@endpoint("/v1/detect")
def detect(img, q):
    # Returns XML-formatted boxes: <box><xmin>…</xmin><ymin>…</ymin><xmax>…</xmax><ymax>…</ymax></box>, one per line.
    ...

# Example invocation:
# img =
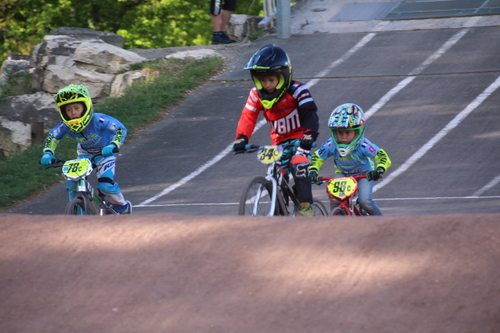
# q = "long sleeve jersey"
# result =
<box><xmin>310</xmin><ymin>137</ymin><xmax>391</xmax><ymax>175</ymax></box>
<box><xmin>43</xmin><ymin>113</ymin><xmax>127</xmax><ymax>155</ymax></box>
<box><xmin>235</xmin><ymin>81</ymin><xmax>319</xmax><ymax>145</ymax></box>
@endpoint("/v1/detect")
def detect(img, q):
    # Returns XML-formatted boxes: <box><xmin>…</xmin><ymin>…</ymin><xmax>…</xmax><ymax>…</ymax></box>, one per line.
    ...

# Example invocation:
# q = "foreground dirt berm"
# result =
<box><xmin>1</xmin><ymin>213</ymin><xmax>499</xmax><ymax>332</ymax></box>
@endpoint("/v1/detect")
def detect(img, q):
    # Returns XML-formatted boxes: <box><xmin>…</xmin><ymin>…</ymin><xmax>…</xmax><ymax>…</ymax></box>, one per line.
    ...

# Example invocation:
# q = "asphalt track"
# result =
<box><xmin>1</xmin><ymin>0</ymin><xmax>500</xmax><ymax>331</ymax></box>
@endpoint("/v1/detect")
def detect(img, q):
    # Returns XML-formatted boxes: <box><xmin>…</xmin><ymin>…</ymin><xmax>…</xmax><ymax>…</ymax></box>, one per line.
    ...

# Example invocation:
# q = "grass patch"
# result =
<box><xmin>0</xmin><ymin>56</ymin><xmax>224</xmax><ymax>210</ymax></box>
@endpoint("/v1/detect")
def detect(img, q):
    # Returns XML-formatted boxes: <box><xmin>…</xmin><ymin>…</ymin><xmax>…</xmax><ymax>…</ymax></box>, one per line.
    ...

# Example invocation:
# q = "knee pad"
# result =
<box><xmin>291</xmin><ymin>158</ymin><xmax>310</xmax><ymax>178</ymax></box>
<box><xmin>98</xmin><ymin>178</ymin><xmax>120</xmax><ymax>195</ymax></box>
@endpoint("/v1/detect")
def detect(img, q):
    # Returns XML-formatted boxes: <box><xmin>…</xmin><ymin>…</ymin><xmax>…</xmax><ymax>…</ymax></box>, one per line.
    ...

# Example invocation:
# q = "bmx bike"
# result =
<box><xmin>44</xmin><ymin>149</ymin><xmax>128</xmax><ymax>215</ymax></box>
<box><xmin>317</xmin><ymin>175</ymin><xmax>370</xmax><ymax>216</ymax></box>
<box><xmin>236</xmin><ymin>143</ymin><xmax>327</xmax><ymax>216</ymax></box>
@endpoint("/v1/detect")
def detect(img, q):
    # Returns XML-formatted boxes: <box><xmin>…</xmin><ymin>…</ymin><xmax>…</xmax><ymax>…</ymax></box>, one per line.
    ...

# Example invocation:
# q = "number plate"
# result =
<box><xmin>257</xmin><ymin>146</ymin><xmax>283</xmax><ymax>164</ymax></box>
<box><xmin>327</xmin><ymin>177</ymin><xmax>357</xmax><ymax>199</ymax></box>
<box><xmin>62</xmin><ymin>158</ymin><xmax>93</xmax><ymax>181</ymax></box>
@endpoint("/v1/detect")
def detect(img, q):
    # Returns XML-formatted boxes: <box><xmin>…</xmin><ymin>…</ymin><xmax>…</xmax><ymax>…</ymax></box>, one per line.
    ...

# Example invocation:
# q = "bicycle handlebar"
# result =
<box><xmin>314</xmin><ymin>174</ymin><xmax>367</xmax><ymax>185</ymax></box>
<box><xmin>233</xmin><ymin>141</ymin><xmax>315</xmax><ymax>155</ymax></box>
<box><xmin>43</xmin><ymin>147</ymin><xmax>120</xmax><ymax>169</ymax></box>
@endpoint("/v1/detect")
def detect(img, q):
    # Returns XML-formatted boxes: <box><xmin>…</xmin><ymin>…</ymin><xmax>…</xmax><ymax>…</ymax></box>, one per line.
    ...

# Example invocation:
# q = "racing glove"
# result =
<box><xmin>232</xmin><ymin>136</ymin><xmax>248</xmax><ymax>152</ymax></box>
<box><xmin>40</xmin><ymin>151</ymin><xmax>54</xmax><ymax>166</ymax></box>
<box><xmin>309</xmin><ymin>170</ymin><xmax>319</xmax><ymax>183</ymax></box>
<box><xmin>367</xmin><ymin>168</ymin><xmax>385</xmax><ymax>181</ymax></box>
<box><xmin>300</xmin><ymin>133</ymin><xmax>314</xmax><ymax>150</ymax></box>
<box><xmin>102</xmin><ymin>144</ymin><xmax>117</xmax><ymax>157</ymax></box>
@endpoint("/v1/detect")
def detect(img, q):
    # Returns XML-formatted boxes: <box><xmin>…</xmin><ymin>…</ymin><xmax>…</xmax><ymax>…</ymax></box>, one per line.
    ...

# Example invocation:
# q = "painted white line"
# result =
<box><xmin>378</xmin><ymin>195</ymin><xmax>500</xmax><ymax>201</ymax></box>
<box><xmin>473</xmin><ymin>173</ymin><xmax>500</xmax><ymax>197</ymax></box>
<box><xmin>139</xmin><ymin>143</ymin><xmax>233</xmax><ymax>205</ymax></box>
<box><xmin>305</xmin><ymin>32</ymin><xmax>377</xmax><ymax>88</ymax></box>
<box><xmin>134</xmin><ymin>195</ymin><xmax>500</xmax><ymax>208</ymax></box>
<box><xmin>364</xmin><ymin>76</ymin><xmax>416</xmax><ymax>120</ymax></box>
<box><xmin>365</xmin><ymin>27</ymin><xmax>471</xmax><ymax>120</ymax></box>
<box><xmin>409</xmin><ymin>29</ymin><xmax>469</xmax><ymax>76</ymax></box>
<box><xmin>374</xmin><ymin>75</ymin><xmax>500</xmax><ymax>192</ymax></box>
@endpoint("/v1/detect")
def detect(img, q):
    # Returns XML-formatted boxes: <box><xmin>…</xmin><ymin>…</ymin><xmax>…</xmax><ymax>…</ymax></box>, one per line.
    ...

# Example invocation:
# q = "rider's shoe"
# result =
<box><xmin>112</xmin><ymin>201</ymin><xmax>132</xmax><ymax>214</ymax></box>
<box><xmin>296</xmin><ymin>202</ymin><xmax>314</xmax><ymax>217</ymax></box>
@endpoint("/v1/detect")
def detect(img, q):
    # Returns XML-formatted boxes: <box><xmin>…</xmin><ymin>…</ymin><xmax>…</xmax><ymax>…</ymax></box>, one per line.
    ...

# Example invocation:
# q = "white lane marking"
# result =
<box><xmin>305</xmin><ymin>32</ymin><xmax>377</xmax><ymax>88</ymax></box>
<box><xmin>472</xmin><ymin>173</ymin><xmax>500</xmax><ymax>197</ymax></box>
<box><xmin>134</xmin><ymin>195</ymin><xmax>500</xmax><ymax>208</ymax></box>
<box><xmin>374</xmin><ymin>75</ymin><xmax>500</xmax><ymax>192</ymax></box>
<box><xmin>140</xmin><ymin>31</ymin><xmax>378</xmax><ymax>206</ymax></box>
<box><xmin>409</xmin><ymin>29</ymin><xmax>469</xmax><ymax>76</ymax></box>
<box><xmin>365</xmin><ymin>27</ymin><xmax>470</xmax><ymax>120</ymax></box>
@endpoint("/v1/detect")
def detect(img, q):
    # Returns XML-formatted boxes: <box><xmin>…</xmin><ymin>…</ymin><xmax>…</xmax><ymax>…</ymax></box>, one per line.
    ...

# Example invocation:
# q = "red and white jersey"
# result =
<box><xmin>235</xmin><ymin>81</ymin><xmax>319</xmax><ymax>145</ymax></box>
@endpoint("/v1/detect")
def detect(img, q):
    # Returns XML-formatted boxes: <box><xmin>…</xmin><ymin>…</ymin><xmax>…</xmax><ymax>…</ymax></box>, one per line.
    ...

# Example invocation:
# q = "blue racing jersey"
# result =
<box><xmin>43</xmin><ymin>113</ymin><xmax>127</xmax><ymax>155</ymax></box>
<box><xmin>311</xmin><ymin>137</ymin><xmax>384</xmax><ymax>175</ymax></box>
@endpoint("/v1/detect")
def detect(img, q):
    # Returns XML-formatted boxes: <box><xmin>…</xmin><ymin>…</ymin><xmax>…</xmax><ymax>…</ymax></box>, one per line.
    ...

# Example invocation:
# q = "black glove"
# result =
<box><xmin>367</xmin><ymin>168</ymin><xmax>384</xmax><ymax>181</ymax></box>
<box><xmin>300</xmin><ymin>133</ymin><xmax>314</xmax><ymax>150</ymax></box>
<box><xmin>233</xmin><ymin>136</ymin><xmax>248</xmax><ymax>152</ymax></box>
<box><xmin>309</xmin><ymin>170</ymin><xmax>319</xmax><ymax>183</ymax></box>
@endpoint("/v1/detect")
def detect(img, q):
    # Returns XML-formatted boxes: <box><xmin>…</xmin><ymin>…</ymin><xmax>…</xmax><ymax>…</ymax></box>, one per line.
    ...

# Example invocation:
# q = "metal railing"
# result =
<box><xmin>258</xmin><ymin>0</ymin><xmax>291</xmax><ymax>38</ymax></box>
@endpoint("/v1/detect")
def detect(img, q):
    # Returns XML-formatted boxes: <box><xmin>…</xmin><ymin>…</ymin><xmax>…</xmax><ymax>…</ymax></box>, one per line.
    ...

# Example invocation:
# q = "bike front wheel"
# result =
<box><xmin>311</xmin><ymin>199</ymin><xmax>328</xmax><ymax>216</ymax></box>
<box><xmin>331</xmin><ymin>207</ymin><xmax>349</xmax><ymax>216</ymax></box>
<box><xmin>239</xmin><ymin>176</ymin><xmax>274</xmax><ymax>216</ymax></box>
<box><xmin>65</xmin><ymin>195</ymin><xmax>91</xmax><ymax>215</ymax></box>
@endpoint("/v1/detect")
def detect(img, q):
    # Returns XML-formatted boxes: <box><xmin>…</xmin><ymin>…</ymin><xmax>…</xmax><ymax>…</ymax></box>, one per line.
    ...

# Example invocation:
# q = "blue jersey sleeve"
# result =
<box><xmin>43</xmin><ymin>122</ymin><xmax>72</xmax><ymax>153</ymax></box>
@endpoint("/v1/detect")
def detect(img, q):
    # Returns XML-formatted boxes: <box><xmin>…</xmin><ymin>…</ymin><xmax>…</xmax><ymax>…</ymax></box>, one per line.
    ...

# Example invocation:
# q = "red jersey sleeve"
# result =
<box><xmin>235</xmin><ymin>88</ymin><xmax>262</xmax><ymax>140</ymax></box>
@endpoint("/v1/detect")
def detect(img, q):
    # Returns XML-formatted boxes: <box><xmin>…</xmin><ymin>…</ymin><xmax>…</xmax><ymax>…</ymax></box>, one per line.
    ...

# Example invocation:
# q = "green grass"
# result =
<box><xmin>0</xmin><ymin>56</ymin><xmax>224</xmax><ymax>211</ymax></box>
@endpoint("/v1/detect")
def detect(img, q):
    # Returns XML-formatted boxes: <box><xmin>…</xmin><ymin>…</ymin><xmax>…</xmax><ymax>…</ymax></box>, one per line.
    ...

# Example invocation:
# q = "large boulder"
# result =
<box><xmin>0</xmin><ymin>54</ymin><xmax>37</xmax><ymax>97</ymax></box>
<box><xmin>0</xmin><ymin>92</ymin><xmax>57</xmax><ymax>156</ymax></box>
<box><xmin>31</xmin><ymin>35</ymin><xmax>147</xmax><ymax>96</ymax></box>
<box><xmin>49</xmin><ymin>27</ymin><xmax>125</xmax><ymax>48</ymax></box>
<box><xmin>227</xmin><ymin>14</ymin><xmax>263</xmax><ymax>42</ymax></box>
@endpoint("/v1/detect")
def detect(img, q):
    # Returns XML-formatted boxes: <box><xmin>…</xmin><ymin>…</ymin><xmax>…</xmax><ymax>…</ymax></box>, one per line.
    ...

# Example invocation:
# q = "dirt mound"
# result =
<box><xmin>1</xmin><ymin>214</ymin><xmax>499</xmax><ymax>332</ymax></box>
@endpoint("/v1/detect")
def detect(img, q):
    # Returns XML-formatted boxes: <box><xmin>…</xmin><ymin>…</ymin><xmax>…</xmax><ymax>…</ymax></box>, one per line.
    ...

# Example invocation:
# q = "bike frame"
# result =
<box><xmin>75</xmin><ymin>177</ymin><xmax>119</xmax><ymax>215</ymax></box>
<box><xmin>266</xmin><ymin>161</ymin><xmax>298</xmax><ymax>216</ymax></box>
<box><xmin>45</xmin><ymin>153</ymin><xmax>120</xmax><ymax>215</ymax></box>
<box><xmin>240</xmin><ymin>143</ymin><xmax>303</xmax><ymax>216</ymax></box>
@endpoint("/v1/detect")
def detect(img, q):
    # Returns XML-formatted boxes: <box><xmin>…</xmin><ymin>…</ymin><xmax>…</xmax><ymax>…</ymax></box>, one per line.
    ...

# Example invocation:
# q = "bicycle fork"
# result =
<box><xmin>76</xmin><ymin>179</ymin><xmax>118</xmax><ymax>215</ymax></box>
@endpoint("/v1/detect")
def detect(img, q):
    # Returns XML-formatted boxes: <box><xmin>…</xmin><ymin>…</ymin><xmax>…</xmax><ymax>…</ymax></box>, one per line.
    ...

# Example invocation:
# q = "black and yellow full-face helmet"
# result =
<box><xmin>244</xmin><ymin>44</ymin><xmax>292</xmax><ymax>109</ymax></box>
<box><xmin>54</xmin><ymin>84</ymin><xmax>93</xmax><ymax>133</ymax></box>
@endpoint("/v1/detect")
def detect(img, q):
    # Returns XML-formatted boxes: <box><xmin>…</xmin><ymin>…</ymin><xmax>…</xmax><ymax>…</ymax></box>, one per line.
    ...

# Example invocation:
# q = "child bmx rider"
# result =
<box><xmin>309</xmin><ymin>103</ymin><xmax>391</xmax><ymax>215</ymax></box>
<box><xmin>232</xmin><ymin>44</ymin><xmax>320</xmax><ymax>216</ymax></box>
<box><xmin>40</xmin><ymin>84</ymin><xmax>131</xmax><ymax>214</ymax></box>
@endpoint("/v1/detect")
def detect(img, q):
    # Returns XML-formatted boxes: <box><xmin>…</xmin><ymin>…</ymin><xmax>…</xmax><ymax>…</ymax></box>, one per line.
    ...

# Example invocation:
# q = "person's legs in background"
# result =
<box><xmin>210</xmin><ymin>0</ymin><xmax>237</xmax><ymax>44</ymax></box>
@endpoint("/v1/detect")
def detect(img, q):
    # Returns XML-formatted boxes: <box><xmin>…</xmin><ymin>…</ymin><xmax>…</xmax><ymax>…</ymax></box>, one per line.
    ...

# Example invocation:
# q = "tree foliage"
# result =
<box><xmin>0</xmin><ymin>0</ymin><xmax>263</xmax><ymax>63</ymax></box>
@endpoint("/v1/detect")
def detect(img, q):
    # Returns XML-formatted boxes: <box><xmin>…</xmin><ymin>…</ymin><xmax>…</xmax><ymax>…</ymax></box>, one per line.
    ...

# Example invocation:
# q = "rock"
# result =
<box><xmin>111</xmin><ymin>70</ymin><xmax>148</xmax><ymax>97</ymax></box>
<box><xmin>227</xmin><ymin>15</ymin><xmax>263</xmax><ymax>42</ymax></box>
<box><xmin>165</xmin><ymin>49</ymin><xmax>222</xmax><ymax>60</ymax></box>
<box><xmin>49</xmin><ymin>27</ymin><xmax>125</xmax><ymax>48</ymax></box>
<box><xmin>0</xmin><ymin>54</ymin><xmax>35</xmax><ymax>97</ymax></box>
<box><xmin>0</xmin><ymin>92</ymin><xmax>57</xmax><ymax>156</ymax></box>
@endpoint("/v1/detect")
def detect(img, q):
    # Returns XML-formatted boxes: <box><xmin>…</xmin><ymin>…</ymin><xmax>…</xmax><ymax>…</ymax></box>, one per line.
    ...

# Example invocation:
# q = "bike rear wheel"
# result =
<box><xmin>311</xmin><ymin>199</ymin><xmax>328</xmax><ymax>216</ymax></box>
<box><xmin>239</xmin><ymin>176</ymin><xmax>274</xmax><ymax>216</ymax></box>
<box><xmin>65</xmin><ymin>196</ymin><xmax>91</xmax><ymax>215</ymax></box>
<box><xmin>331</xmin><ymin>207</ymin><xmax>349</xmax><ymax>216</ymax></box>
